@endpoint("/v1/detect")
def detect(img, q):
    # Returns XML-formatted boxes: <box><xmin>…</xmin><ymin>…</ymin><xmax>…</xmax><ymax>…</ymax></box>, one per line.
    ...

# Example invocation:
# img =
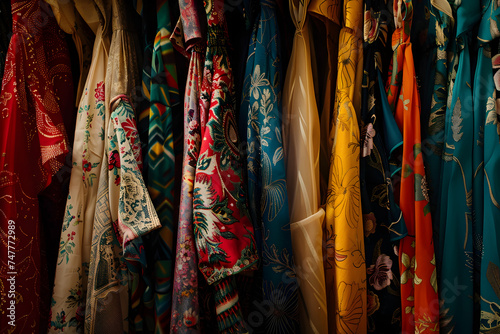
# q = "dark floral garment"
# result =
<box><xmin>360</xmin><ymin>0</ymin><xmax>407</xmax><ymax>332</ymax></box>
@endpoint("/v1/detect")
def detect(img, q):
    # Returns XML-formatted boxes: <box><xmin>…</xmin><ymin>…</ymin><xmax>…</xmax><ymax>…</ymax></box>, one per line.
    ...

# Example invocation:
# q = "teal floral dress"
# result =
<box><xmin>240</xmin><ymin>0</ymin><xmax>299</xmax><ymax>333</ymax></box>
<box><xmin>423</xmin><ymin>0</ymin><xmax>455</xmax><ymax>240</ymax></box>
<box><xmin>438</xmin><ymin>0</ymin><xmax>482</xmax><ymax>331</ymax></box>
<box><xmin>478</xmin><ymin>0</ymin><xmax>500</xmax><ymax>332</ymax></box>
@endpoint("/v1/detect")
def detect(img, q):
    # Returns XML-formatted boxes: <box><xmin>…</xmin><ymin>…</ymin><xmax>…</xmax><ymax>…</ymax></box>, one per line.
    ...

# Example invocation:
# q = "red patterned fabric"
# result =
<box><xmin>193</xmin><ymin>0</ymin><xmax>258</xmax><ymax>332</ymax></box>
<box><xmin>0</xmin><ymin>1</ymin><xmax>73</xmax><ymax>333</ymax></box>
<box><xmin>194</xmin><ymin>0</ymin><xmax>258</xmax><ymax>287</ymax></box>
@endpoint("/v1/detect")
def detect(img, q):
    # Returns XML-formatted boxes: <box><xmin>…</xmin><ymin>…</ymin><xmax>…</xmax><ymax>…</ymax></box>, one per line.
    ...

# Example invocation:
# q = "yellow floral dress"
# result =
<box><xmin>324</xmin><ymin>0</ymin><xmax>367</xmax><ymax>333</ymax></box>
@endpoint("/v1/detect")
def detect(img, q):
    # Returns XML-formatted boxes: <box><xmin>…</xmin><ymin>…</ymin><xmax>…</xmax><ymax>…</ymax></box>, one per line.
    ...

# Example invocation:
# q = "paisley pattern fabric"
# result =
<box><xmin>194</xmin><ymin>0</ymin><xmax>258</xmax><ymax>332</ymax></box>
<box><xmin>282</xmin><ymin>0</ymin><xmax>328</xmax><ymax>332</ymax></box>
<box><xmin>324</xmin><ymin>0</ymin><xmax>367</xmax><ymax>332</ymax></box>
<box><xmin>385</xmin><ymin>0</ymin><xmax>440</xmax><ymax>332</ymax></box>
<box><xmin>0</xmin><ymin>1</ymin><xmax>73</xmax><ymax>332</ymax></box>
<box><xmin>361</xmin><ymin>0</ymin><xmax>407</xmax><ymax>331</ymax></box>
<box><xmin>240</xmin><ymin>0</ymin><xmax>299</xmax><ymax>333</ymax></box>
<box><xmin>195</xmin><ymin>0</ymin><xmax>258</xmax><ymax>287</ymax></box>
<box><xmin>170</xmin><ymin>0</ymin><xmax>206</xmax><ymax>332</ymax></box>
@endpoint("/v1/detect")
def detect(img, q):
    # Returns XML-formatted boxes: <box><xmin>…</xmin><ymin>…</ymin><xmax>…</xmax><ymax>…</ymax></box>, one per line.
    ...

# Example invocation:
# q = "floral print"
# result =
<box><xmin>194</xmin><ymin>0</ymin><xmax>258</xmax><ymax>284</ymax></box>
<box><xmin>363</xmin><ymin>213</ymin><xmax>377</xmax><ymax>238</ymax></box>
<box><xmin>385</xmin><ymin>0</ymin><xmax>439</xmax><ymax>332</ymax></box>
<box><xmin>169</xmin><ymin>1</ymin><xmax>206</xmax><ymax>332</ymax></box>
<box><xmin>366</xmin><ymin>291</ymin><xmax>380</xmax><ymax>317</ymax></box>
<box><xmin>336</xmin><ymin>282</ymin><xmax>365</xmax><ymax>334</ymax></box>
<box><xmin>239</xmin><ymin>0</ymin><xmax>299</xmax><ymax>332</ymax></box>
<box><xmin>49</xmin><ymin>7</ymin><xmax>110</xmax><ymax>330</ymax></box>
<box><xmin>193</xmin><ymin>0</ymin><xmax>258</xmax><ymax>332</ymax></box>
<box><xmin>367</xmin><ymin>254</ymin><xmax>394</xmax><ymax>290</ymax></box>
<box><xmin>95</xmin><ymin>81</ymin><xmax>105</xmax><ymax>102</ymax></box>
<box><xmin>324</xmin><ymin>0</ymin><xmax>367</xmax><ymax>332</ymax></box>
<box><xmin>359</xmin><ymin>12</ymin><xmax>406</xmax><ymax>326</ymax></box>
<box><xmin>84</xmin><ymin>95</ymin><xmax>161</xmax><ymax>333</ymax></box>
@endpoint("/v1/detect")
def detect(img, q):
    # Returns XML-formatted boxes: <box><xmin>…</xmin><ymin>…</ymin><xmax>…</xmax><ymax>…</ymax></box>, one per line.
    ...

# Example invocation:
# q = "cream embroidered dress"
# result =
<box><xmin>49</xmin><ymin>1</ymin><xmax>160</xmax><ymax>332</ymax></box>
<box><xmin>49</xmin><ymin>1</ymin><xmax>111</xmax><ymax>331</ymax></box>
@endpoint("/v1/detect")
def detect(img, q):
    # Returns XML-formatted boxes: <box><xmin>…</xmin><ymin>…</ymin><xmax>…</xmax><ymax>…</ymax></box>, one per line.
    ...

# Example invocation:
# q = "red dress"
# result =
<box><xmin>0</xmin><ymin>1</ymin><xmax>73</xmax><ymax>333</ymax></box>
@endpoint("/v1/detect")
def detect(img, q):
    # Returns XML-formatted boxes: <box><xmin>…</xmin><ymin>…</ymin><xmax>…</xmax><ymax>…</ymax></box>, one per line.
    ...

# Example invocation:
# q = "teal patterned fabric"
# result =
<box><xmin>419</xmin><ymin>0</ymin><xmax>453</xmax><ymax>227</ymax></box>
<box><xmin>240</xmin><ymin>0</ymin><xmax>299</xmax><ymax>332</ymax></box>
<box><xmin>142</xmin><ymin>0</ymin><xmax>180</xmax><ymax>330</ymax></box>
<box><xmin>438</xmin><ymin>0</ymin><xmax>481</xmax><ymax>331</ymax></box>
<box><xmin>478</xmin><ymin>0</ymin><xmax>500</xmax><ymax>332</ymax></box>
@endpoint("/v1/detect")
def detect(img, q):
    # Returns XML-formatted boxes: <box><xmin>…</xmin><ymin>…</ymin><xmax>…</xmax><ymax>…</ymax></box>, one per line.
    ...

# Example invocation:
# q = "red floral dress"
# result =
<box><xmin>193</xmin><ymin>0</ymin><xmax>258</xmax><ymax>332</ymax></box>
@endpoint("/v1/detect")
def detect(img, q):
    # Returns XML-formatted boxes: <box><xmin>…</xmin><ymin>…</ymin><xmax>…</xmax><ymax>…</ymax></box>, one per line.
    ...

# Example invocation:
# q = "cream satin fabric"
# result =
<box><xmin>308</xmin><ymin>0</ymin><xmax>341</xmax><ymax>204</ymax></box>
<box><xmin>282</xmin><ymin>0</ymin><xmax>328</xmax><ymax>333</ymax></box>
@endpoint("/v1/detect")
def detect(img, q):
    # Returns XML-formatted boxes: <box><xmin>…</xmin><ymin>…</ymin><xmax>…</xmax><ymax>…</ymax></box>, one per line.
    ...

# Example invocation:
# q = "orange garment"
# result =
<box><xmin>386</xmin><ymin>0</ymin><xmax>440</xmax><ymax>332</ymax></box>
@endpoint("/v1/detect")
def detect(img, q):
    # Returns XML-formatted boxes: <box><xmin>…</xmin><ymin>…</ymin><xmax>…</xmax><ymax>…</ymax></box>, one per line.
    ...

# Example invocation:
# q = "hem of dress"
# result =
<box><xmin>203</xmin><ymin>254</ymin><xmax>259</xmax><ymax>285</ymax></box>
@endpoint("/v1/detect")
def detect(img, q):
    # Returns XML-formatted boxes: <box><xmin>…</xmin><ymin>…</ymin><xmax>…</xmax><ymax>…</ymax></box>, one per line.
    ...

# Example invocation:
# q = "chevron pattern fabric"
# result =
<box><xmin>143</xmin><ymin>0</ymin><xmax>180</xmax><ymax>331</ymax></box>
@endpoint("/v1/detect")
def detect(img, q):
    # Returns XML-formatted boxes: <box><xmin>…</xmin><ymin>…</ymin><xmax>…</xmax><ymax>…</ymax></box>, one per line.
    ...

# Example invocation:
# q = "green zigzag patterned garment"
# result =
<box><xmin>142</xmin><ymin>0</ymin><xmax>181</xmax><ymax>331</ymax></box>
